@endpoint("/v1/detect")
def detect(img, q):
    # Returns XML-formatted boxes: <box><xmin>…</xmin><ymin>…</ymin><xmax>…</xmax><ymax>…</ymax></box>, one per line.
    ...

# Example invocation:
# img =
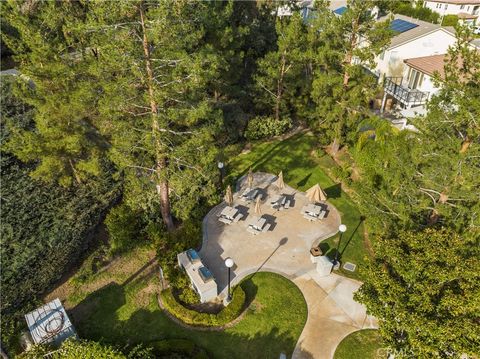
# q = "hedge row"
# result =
<box><xmin>160</xmin><ymin>286</ymin><xmax>246</xmax><ymax>327</ymax></box>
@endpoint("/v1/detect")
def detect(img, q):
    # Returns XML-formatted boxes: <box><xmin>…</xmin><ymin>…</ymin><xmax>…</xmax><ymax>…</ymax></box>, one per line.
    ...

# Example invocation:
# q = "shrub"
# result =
<box><xmin>442</xmin><ymin>15</ymin><xmax>458</xmax><ymax>26</ymax></box>
<box><xmin>174</xmin><ymin>272</ymin><xmax>201</xmax><ymax>305</ymax></box>
<box><xmin>244</xmin><ymin>116</ymin><xmax>292</xmax><ymax>140</ymax></box>
<box><xmin>145</xmin><ymin>339</ymin><xmax>209</xmax><ymax>359</ymax></box>
<box><xmin>150</xmin><ymin>219</ymin><xmax>202</xmax><ymax>283</ymax></box>
<box><xmin>161</xmin><ymin>284</ymin><xmax>246</xmax><ymax>327</ymax></box>
<box><xmin>20</xmin><ymin>339</ymin><xmax>126</xmax><ymax>359</ymax></box>
<box><xmin>105</xmin><ymin>203</ymin><xmax>144</xmax><ymax>255</ymax></box>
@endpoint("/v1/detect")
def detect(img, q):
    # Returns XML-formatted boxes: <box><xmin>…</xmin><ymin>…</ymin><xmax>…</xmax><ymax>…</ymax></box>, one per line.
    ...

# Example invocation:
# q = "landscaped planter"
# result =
<box><xmin>160</xmin><ymin>285</ymin><xmax>246</xmax><ymax>327</ymax></box>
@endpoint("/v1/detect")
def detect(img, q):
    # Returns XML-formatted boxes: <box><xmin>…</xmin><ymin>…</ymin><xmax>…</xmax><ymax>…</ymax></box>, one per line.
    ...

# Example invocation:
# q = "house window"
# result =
<box><xmin>408</xmin><ymin>69</ymin><xmax>424</xmax><ymax>90</ymax></box>
<box><xmin>444</xmin><ymin>4</ymin><xmax>448</xmax><ymax>9</ymax></box>
<box><xmin>460</xmin><ymin>5</ymin><xmax>465</xmax><ymax>10</ymax></box>
<box><xmin>467</xmin><ymin>6</ymin><xmax>470</xmax><ymax>11</ymax></box>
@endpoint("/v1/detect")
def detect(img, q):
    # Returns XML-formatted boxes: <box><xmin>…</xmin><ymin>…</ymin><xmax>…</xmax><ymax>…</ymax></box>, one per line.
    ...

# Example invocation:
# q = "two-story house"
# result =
<box><xmin>423</xmin><ymin>0</ymin><xmax>480</xmax><ymax>25</ymax></box>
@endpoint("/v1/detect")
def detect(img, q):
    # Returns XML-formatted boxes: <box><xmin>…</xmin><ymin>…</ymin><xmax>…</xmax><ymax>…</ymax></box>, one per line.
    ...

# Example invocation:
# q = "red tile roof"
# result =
<box><xmin>404</xmin><ymin>54</ymin><xmax>447</xmax><ymax>78</ymax></box>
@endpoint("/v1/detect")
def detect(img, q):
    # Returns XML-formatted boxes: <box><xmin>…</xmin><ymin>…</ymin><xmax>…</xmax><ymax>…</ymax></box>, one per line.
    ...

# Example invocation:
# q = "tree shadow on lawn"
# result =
<box><xmin>324</xmin><ymin>183</ymin><xmax>342</xmax><ymax>199</ymax></box>
<box><xmin>296</xmin><ymin>173</ymin><xmax>312</xmax><ymax>188</ymax></box>
<box><xmin>69</xmin><ymin>277</ymin><xmax>307</xmax><ymax>359</ymax></box>
<box><xmin>230</xmin><ymin>133</ymin><xmax>315</xmax><ymax>181</ymax></box>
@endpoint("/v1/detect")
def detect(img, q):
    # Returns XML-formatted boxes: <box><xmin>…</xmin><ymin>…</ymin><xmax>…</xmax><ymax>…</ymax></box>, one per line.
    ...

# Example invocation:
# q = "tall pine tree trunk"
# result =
<box><xmin>342</xmin><ymin>18</ymin><xmax>358</xmax><ymax>87</ymax></box>
<box><xmin>139</xmin><ymin>3</ymin><xmax>174</xmax><ymax>231</ymax></box>
<box><xmin>275</xmin><ymin>51</ymin><xmax>287</xmax><ymax>121</ymax></box>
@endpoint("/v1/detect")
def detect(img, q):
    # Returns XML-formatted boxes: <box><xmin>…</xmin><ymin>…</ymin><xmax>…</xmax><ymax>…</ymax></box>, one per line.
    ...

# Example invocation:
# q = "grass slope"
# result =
<box><xmin>51</xmin><ymin>246</ymin><xmax>307</xmax><ymax>359</ymax></box>
<box><xmin>227</xmin><ymin>132</ymin><xmax>369</xmax><ymax>280</ymax></box>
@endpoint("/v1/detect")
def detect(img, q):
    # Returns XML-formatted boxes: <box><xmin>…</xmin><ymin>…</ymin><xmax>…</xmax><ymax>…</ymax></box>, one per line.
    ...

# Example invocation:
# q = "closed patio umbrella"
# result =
<box><xmin>224</xmin><ymin>185</ymin><xmax>234</xmax><ymax>206</ymax></box>
<box><xmin>306</xmin><ymin>183</ymin><xmax>327</xmax><ymax>203</ymax></box>
<box><xmin>274</xmin><ymin>171</ymin><xmax>285</xmax><ymax>190</ymax></box>
<box><xmin>247</xmin><ymin>167</ymin><xmax>254</xmax><ymax>189</ymax></box>
<box><xmin>254</xmin><ymin>196</ymin><xmax>262</xmax><ymax>215</ymax></box>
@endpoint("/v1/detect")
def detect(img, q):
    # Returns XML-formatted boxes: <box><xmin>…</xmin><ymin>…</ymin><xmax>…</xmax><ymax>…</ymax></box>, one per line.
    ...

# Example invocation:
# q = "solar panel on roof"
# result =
<box><xmin>390</xmin><ymin>19</ymin><xmax>419</xmax><ymax>33</ymax></box>
<box><xmin>333</xmin><ymin>6</ymin><xmax>347</xmax><ymax>15</ymax></box>
<box><xmin>199</xmin><ymin>266</ymin><xmax>213</xmax><ymax>282</ymax></box>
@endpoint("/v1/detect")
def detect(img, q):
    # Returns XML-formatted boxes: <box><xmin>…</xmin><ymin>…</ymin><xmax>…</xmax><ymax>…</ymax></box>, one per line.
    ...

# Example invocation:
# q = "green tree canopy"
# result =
<box><xmin>356</xmin><ymin>228</ymin><xmax>480</xmax><ymax>357</ymax></box>
<box><xmin>254</xmin><ymin>12</ymin><xmax>309</xmax><ymax>121</ymax></box>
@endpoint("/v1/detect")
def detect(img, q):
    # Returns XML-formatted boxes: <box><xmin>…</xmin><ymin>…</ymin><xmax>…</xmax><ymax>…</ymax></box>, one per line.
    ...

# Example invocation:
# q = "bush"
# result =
<box><xmin>175</xmin><ymin>273</ymin><xmax>201</xmax><ymax>305</ymax></box>
<box><xmin>20</xmin><ymin>339</ymin><xmax>126</xmax><ymax>359</ymax></box>
<box><xmin>145</xmin><ymin>339</ymin><xmax>209</xmax><ymax>359</ymax></box>
<box><xmin>151</xmin><ymin>219</ymin><xmax>202</xmax><ymax>282</ymax></box>
<box><xmin>244</xmin><ymin>116</ymin><xmax>292</xmax><ymax>140</ymax></box>
<box><xmin>442</xmin><ymin>15</ymin><xmax>458</xmax><ymax>26</ymax></box>
<box><xmin>105</xmin><ymin>203</ymin><xmax>144</xmax><ymax>254</ymax></box>
<box><xmin>161</xmin><ymin>284</ymin><xmax>246</xmax><ymax>327</ymax></box>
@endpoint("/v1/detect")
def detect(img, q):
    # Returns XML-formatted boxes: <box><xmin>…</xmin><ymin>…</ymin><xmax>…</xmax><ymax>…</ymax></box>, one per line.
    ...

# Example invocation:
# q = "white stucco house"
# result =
<box><xmin>368</xmin><ymin>15</ymin><xmax>458</xmax><ymax>111</ymax></box>
<box><xmin>373</xmin><ymin>15</ymin><xmax>457</xmax><ymax>79</ymax></box>
<box><xmin>381</xmin><ymin>53</ymin><xmax>447</xmax><ymax>113</ymax></box>
<box><xmin>423</xmin><ymin>0</ymin><xmax>480</xmax><ymax>25</ymax></box>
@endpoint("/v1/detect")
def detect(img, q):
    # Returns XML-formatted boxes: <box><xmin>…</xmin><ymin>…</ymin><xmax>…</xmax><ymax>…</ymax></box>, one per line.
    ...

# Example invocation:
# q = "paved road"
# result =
<box><xmin>199</xmin><ymin>173</ymin><xmax>377</xmax><ymax>359</ymax></box>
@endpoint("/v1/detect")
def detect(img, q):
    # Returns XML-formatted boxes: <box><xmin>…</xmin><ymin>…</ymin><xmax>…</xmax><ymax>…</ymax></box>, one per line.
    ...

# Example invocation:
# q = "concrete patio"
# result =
<box><xmin>199</xmin><ymin>172</ymin><xmax>377</xmax><ymax>359</ymax></box>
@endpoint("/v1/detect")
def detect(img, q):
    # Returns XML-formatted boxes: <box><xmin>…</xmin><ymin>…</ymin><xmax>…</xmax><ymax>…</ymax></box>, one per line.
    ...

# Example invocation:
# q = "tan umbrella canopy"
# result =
<box><xmin>274</xmin><ymin>171</ymin><xmax>285</xmax><ymax>190</ymax></box>
<box><xmin>306</xmin><ymin>183</ymin><xmax>327</xmax><ymax>203</ymax></box>
<box><xmin>247</xmin><ymin>167</ymin><xmax>254</xmax><ymax>189</ymax></box>
<box><xmin>224</xmin><ymin>185</ymin><xmax>234</xmax><ymax>206</ymax></box>
<box><xmin>254</xmin><ymin>196</ymin><xmax>262</xmax><ymax>215</ymax></box>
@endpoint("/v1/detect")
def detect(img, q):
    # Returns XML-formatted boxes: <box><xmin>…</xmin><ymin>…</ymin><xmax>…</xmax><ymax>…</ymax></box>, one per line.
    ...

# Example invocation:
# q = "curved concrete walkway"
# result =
<box><xmin>199</xmin><ymin>173</ymin><xmax>377</xmax><ymax>359</ymax></box>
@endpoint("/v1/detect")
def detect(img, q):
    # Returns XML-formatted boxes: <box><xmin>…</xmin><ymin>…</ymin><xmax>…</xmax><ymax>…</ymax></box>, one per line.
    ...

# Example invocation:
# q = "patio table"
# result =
<box><xmin>251</xmin><ymin>217</ymin><xmax>266</xmax><ymax>230</ymax></box>
<box><xmin>220</xmin><ymin>206</ymin><xmax>238</xmax><ymax>220</ymax></box>
<box><xmin>304</xmin><ymin>203</ymin><xmax>321</xmax><ymax>216</ymax></box>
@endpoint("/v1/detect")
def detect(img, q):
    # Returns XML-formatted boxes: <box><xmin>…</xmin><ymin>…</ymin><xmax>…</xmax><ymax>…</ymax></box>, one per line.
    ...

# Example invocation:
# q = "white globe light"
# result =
<box><xmin>225</xmin><ymin>257</ymin><xmax>234</xmax><ymax>268</ymax></box>
<box><xmin>339</xmin><ymin>224</ymin><xmax>347</xmax><ymax>233</ymax></box>
<box><xmin>217</xmin><ymin>162</ymin><xmax>224</xmax><ymax>169</ymax></box>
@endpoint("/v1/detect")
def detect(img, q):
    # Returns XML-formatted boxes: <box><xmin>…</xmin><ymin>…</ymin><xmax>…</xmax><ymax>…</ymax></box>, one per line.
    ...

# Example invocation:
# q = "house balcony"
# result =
<box><xmin>383</xmin><ymin>77</ymin><xmax>429</xmax><ymax>108</ymax></box>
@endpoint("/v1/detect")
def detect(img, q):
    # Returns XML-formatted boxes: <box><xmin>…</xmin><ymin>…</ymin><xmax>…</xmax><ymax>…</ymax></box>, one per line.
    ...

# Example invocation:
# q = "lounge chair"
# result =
<box><xmin>247</xmin><ymin>226</ymin><xmax>260</xmax><ymax>235</ymax></box>
<box><xmin>318</xmin><ymin>211</ymin><xmax>326</xmax><ymax>220</ymax></box>
<box><xmin>219</xmin><ymin>217</ymin><xmax>233</xmax><ymax>225</ymax></box>
<box><xmin>233</xmin><ymin>213</ymin><xmax>243</xmax><ymax>223</ymax></box>
<box><xmin>261</xmin><ymin>223</ymin><xmax>271</xmax><ymax>232</ymax></box>
<box><xmin>284</xmin><ymin>200</ymin><xmax>290</xmax><ymax>209</ymax></box>
<box><xmin>303</xmin><ymin>213</ymin><xmax>317</xmax><ymax>221</ymax></box>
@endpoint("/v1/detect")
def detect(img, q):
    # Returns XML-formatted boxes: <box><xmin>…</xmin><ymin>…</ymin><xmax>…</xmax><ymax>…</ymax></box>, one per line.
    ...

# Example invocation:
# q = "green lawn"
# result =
<box><xmin>334</xmin><ymin>329</ymin><xmax>384</xmax><ymax>359</ymax></box>
<box><xmin>227</xmin><ymin>132</ymin><xmax>369</xmax><ymax>280</ymax></box>
<box><xmin>60</xmin><ymin>246</ymin><xmax>307</xmax><ymax>359</ymax></box>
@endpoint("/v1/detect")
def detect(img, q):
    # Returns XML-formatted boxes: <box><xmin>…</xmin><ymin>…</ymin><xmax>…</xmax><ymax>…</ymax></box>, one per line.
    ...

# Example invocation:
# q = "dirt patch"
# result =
<box><xmin>135</xmin><ymin>281</ymin><xmax>161</xmax><ymax>308</ymax></box>
<box><xmin>45</xmin><ymin>248</ymin><xmax>157</xmax><ymax>308</ymax></box>
<box><xmin>249</xmin><ymin>299</ymin><xmax>265</xmax><ymax>313</ymax></box>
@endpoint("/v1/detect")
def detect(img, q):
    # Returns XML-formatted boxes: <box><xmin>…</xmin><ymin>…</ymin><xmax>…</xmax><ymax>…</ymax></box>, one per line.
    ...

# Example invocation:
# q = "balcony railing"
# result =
<box><xmin>384</xmin><ymin>77</ymin><xmax>429</xmax><ymax>107</ymax></box>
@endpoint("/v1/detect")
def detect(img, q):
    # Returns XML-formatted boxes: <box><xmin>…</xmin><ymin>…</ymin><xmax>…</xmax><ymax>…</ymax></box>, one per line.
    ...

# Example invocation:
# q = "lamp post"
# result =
<box><xmin>224</xmin><ymin>257</ymin><xmax>234</xmax><ymax>304</ymax></box>
<box><xmin>333</xmin><ymin>224</ymin><xmax>347</xmax><ymax>271</ymax></box>
<box><xmin>217</xmin><ymin>161</ymin><xmax>224</xmax><ymax>186</ymax></box>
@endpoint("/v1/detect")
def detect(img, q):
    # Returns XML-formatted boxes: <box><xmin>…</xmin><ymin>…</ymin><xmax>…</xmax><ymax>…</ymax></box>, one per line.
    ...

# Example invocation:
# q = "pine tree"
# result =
<box><xmin>411</xmin><ymin>25</ymin><xmax>480</xmax><ymax>228</ymax></box>
<box><xmin>309</xmin><ymin>0</ymin><xmax>391</xmax><ymax>155</ymax></box>
<box><xmin>2</xmin><ymin>1</ymin><xmax>105</xmax><ymax>186</ymax></box>
<box><xmin>254</xmin><ymin>12</ymin><xmax>308</xmax><ymax>121</ymax></box>
<box><xmin>86</xmin><ymin>1</ymin><xmax>222</xmax><ymax>230</ymax></box>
